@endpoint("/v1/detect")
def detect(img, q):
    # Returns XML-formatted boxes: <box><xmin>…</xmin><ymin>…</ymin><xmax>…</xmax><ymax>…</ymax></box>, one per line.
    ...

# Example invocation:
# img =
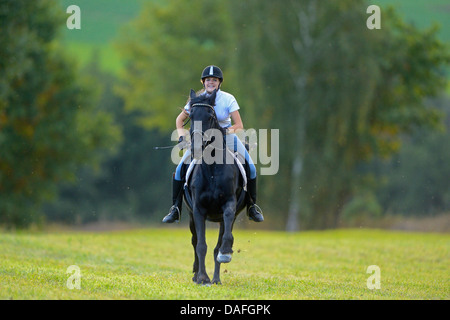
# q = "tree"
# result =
<box><xmin>116</xmin><ymin>0</ymin><xmax>240</xmax><ymax>226</ymax></box>
<box><xmin>45</xmin><ymin>54</ymin><xmax>173</xmax><ymax>224</ymax></box>
<box><xmin>117</xmin><ymin>0</ymin><xmax>236</xmax><ymax>133</ymax></box>
<box><xmin>116</xmin><ymin>0</ymin><xmax>449</xmax><ymax>230</ymax></box>
<box><xmin>376</xmin><ymin>95</ymin><xmax>450</xmax><ymax>216</ymax></box>
<box><xmin>0</xmin><ymin>0</ymin><xmax>121</xmax><ymax>228</ymax></box>
<box><xmin>231</xmin><ymin>0</ymin><xmax>449</xmax><ymax>230</ymax></box>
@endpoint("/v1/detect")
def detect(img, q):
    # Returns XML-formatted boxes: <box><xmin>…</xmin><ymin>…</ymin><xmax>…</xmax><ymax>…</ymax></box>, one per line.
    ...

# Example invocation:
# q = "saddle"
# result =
<box><xmin>184</xmin><ymin>148</ymin><xmax>248</xmax><ymax>191</ymax></box>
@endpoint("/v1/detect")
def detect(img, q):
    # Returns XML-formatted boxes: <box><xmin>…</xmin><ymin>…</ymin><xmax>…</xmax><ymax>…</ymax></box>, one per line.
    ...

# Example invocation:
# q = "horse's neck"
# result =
<box><xmin>198</xmin><ymin>149</ymin><xmax>228</xmax><ymax>174</ymax></box>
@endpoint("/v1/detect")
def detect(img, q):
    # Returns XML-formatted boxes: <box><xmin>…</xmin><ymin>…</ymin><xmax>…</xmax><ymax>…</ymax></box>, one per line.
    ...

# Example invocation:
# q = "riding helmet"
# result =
<box><xmin>201</xmin><ymin>65</ymin><xmax>223</xmax><ymax>82</ymax></box>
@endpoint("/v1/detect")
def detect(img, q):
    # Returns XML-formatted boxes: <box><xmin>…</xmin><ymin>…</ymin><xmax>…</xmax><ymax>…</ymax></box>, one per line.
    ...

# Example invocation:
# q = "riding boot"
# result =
<box><xmin>162</xmin><ymin>175</ymin><xmax>184</xmax><ymax>223</ymax></box>
<box><xmin>246</xmin><ymin>177</ymin><xmax>264</xmax><ymax>222</ymax></box>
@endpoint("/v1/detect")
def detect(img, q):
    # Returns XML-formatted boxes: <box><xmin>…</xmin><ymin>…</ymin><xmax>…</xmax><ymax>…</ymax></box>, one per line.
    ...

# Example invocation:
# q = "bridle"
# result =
<box><xmin>189</xmin><ymin>103</ymin><xmax>225</xmax><ymax>154</ymax></box>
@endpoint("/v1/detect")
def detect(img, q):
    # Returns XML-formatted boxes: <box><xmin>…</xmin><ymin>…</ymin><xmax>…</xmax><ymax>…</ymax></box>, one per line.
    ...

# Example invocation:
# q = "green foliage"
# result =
<box><xmin>228</xmin><ymin>1</ymin><xmax>449</xmax><ymax>229</ymax></box>
<box><xmin>0</xmin><ymin>0</ymin><xmax>121</xmax><ymax>228</ymax></box>
<box><xmin>341</xmin><ymin>192</ymin><xmax>383</xmax><ymax>225</ymax></box>
<box><xmin>2</xmin><ymin>0</ymin><xmax>449</xmax><ymax>229</ymax></box>
<box><xmin>42</xmin><ymin>52</ymin><xmax>172</xmax><ymax>225</ymax></box>
<box><xmin>113</xmin><ymin>0</ymin><xmax>449</xmax><ymax>230</ymax></box>
<box><xmin>117</xmin><ymin>0</ymin><xmax>235</xmax><ymax>132</ymax></box>
<box><xmin>376</xmin><ymin>96</ymin><xmax>450</xmax><ymax>215</ymax></box>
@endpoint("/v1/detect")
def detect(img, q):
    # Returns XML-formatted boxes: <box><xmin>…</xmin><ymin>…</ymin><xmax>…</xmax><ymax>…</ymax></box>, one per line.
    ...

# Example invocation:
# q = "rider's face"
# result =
<box><xmin>203</xmin><ymin>77</ymin><xmax>220</xmax><ymax>93</ymax></box>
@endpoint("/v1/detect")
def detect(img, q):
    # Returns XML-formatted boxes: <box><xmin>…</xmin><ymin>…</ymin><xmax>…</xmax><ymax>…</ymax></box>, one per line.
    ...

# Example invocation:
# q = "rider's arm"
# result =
<box><xmin>176</xmin><ymin>109</ymin><xmax>189</xmax><ymax>138</ymax></box>
<box><xmin>227</xmin><ymin>110</ymin><xmax>244</xmax><ymax>134</ymax></box>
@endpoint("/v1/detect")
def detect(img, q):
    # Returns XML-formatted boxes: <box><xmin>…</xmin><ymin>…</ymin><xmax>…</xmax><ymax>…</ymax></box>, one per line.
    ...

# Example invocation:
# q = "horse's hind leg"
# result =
<box><xmin>189</xmin><ymin>216</ymin><xmax>199</xmax><ymax>283</ymax></box>
<box><xmin>212</xmin><ymin>222</ymin><xmax>224</xmax><ymax>285</ymax></box>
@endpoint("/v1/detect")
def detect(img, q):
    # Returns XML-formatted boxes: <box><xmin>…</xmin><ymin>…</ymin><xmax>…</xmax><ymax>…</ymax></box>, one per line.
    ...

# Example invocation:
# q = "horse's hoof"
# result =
<box><xmin>196</xmin><ymin>274</ymin><xmax>211</xmax><ymax>285</ymax></box>
<box><xmin>217</xmin><ymin>251</ymin><xmax>232</xmax><ymax>263</ymax></box>
<box><xmin>197</xmin><ymin>280</ymin><xmax>211</xmax><ymax>286</ymax></box>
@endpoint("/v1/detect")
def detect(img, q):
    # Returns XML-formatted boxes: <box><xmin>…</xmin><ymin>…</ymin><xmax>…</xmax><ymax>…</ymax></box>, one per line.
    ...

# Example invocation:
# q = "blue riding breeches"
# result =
<box><xmin>175</xmin><ymin>133</ymin><xmax>256</xmax><ymax>181</ymax></box>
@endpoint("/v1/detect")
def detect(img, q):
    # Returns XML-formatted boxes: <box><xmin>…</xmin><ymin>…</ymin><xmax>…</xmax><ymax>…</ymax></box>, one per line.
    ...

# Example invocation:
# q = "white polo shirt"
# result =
<box><xmin>184</xmin><ymin>89</ymin><xmax>240</xmax><ymax>128</ymax></box>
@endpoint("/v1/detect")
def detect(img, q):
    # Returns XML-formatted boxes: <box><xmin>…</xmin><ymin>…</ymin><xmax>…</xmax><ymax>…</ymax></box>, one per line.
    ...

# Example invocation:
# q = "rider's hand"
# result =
<box><xmin>177</xmin><ymin>136</ymin><xmax>189</xmax><ymax>150</ymax></box>
<box><xmin>220</xmin><ymin>127</ymin><xmax>229</xmax><ymax>137</ymax></box>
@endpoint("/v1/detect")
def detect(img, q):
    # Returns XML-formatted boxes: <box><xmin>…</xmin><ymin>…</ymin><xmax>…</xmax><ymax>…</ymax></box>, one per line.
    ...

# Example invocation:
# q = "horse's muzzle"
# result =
<box><xmin>191</xmin><ymin>130</ymin><xmax>205</xmax><ymax>160</ymax></box>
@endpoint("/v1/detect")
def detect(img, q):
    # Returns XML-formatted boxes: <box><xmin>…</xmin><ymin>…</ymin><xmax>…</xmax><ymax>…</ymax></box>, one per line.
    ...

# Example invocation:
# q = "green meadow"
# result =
<box><xmin>1</xmin><ymin>228</ymin><xmax>448</xmax><ymax>299</ymax></box>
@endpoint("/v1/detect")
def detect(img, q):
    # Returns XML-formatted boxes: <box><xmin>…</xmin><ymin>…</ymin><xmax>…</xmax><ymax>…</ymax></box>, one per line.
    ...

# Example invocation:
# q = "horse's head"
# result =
<box><xmin>188</xmin><ymin>89</ymin><xmax>221</xmax><ymax>159</ymax></box>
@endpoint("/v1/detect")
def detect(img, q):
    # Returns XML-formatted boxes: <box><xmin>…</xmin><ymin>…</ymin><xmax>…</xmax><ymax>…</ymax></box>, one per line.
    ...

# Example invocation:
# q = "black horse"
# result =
<box><xmin>183</xmin><ymin>89</ymin><xmax>247</xmax><ymax>285</ymax></box>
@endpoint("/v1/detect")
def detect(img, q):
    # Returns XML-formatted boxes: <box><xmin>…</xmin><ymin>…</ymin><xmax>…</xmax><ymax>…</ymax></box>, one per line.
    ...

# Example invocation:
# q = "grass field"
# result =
<box><xmin>1</xmin><ymin>228</ymin><xmax>448</xmax><ymax>300</ymax></box>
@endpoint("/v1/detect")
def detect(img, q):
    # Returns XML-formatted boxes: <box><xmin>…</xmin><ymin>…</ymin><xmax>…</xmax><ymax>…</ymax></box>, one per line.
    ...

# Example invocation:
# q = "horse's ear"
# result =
<box><xmin>190</xmin><ymin>89</ymin><xmax>196</xmax><ymax>100</ymax></box>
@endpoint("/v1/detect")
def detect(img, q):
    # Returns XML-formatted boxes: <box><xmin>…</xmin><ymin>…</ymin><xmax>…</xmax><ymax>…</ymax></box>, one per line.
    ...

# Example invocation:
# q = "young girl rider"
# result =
<box><xmin>162</xmin><ymin>65</ymin><xmax>264</xmax><ymax>224</ymax></box>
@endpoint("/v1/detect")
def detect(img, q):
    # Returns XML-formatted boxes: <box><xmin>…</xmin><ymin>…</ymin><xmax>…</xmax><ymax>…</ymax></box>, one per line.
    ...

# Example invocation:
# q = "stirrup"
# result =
<box><xmin>247</xmin><ymin>204</ymin><xmax>264</xmax><ymax>222</ymax></box>
<box><xmin>248</xmin><ymin>204</ymin><xmax>263</xmax><ymax>214</ymax></box>
<box><xmin>163</xmin><ymin>205</ymin><xmax>180</xmax><ymax>223</ymax></box>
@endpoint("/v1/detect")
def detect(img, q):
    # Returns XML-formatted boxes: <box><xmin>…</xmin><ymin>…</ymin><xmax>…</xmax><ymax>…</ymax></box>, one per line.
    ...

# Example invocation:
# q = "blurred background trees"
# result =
<box><xmin>1</xmin><ymin>0</ymin><xmax>449</xmax><ymax>230</ymax></box>
<box><xmin>0</xmin><ymin>0</ymin><xmax>121</xmax><ymax>228</ymax></box>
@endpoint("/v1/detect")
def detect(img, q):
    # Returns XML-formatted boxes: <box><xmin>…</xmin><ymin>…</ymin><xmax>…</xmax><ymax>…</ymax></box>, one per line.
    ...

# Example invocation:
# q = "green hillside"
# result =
<box><xmin>59</xmin><ymin>0</ymin><xmax>144</xmax><ymax>73</ymax></box>
<box><xmin>376</xmin><ymin>0</ymin><xmax>450</xmax><ymax>42</ymax></box>
<box><xmin>58</xmin><ymin>0</ymin><xmax>449</xmax><ymax>74</ymax></box>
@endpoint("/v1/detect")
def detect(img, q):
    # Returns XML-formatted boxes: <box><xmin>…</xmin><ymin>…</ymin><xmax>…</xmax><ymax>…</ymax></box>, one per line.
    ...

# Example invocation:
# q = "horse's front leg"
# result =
<box><xmin>189</xmin><ymin>214</ymin><xmax>199</xmax><ymax>283</ymax></box>
<box><xmin>212</xmin><ymin>222</ymin><xmax>224</xmax><ymax>284</ymax></box>
<box><xmin>193</xmin><ymin>207</ymin><xmax>210</xmax><ymax>285</ymax></box>
<box><xmin>217</xmin><ymin>201</ymin><xmax>236</xmax><ymax>263</ymax></box>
